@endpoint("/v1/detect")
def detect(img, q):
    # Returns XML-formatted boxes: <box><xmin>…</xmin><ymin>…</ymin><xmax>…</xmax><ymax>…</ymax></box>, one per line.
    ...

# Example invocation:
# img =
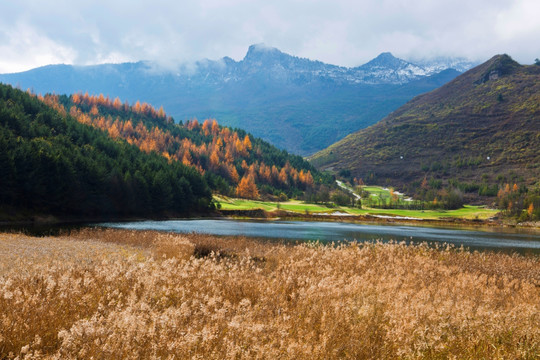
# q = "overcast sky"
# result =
<box><xmin>1</xmin><ymin>0</ymin><xmax>539</xmax><ymax>73</ymax></box>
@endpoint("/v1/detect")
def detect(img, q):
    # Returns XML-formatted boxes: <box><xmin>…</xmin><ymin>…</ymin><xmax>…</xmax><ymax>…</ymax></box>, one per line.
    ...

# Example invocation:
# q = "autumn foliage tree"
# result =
<box><xmin>497</xmin><ymin>182</ymin><xmax>540</xmax><ymax>220</ymax></box>
<box><xmin>39</xmin><ymin>92</ymin><xmax>328</xmax><ymax>199</ymax></box>
<box><xmin>236</xmin><ymin>174</ymin><xmax>259</xmax><ymax>199</ymax></box>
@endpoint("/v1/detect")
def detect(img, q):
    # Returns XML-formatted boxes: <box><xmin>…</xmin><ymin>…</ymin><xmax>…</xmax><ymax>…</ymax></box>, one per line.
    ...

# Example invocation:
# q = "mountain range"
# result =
<box><xmin>310</xmin><ymin>55</ymin><xmax>540</xmax><ymax>199</ymax></box>
<box><xmin>0</xmin><ymin>44</ymin><xmax>474</xmax><ymax>155</ymax></box>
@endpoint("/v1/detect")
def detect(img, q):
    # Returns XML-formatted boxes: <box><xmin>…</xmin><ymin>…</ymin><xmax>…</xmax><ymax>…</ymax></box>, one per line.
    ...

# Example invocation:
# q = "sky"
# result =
<box><xmin>1</xmin><ymin>0</ymin><xmax>539</xmax><ymax>73</ymax></box>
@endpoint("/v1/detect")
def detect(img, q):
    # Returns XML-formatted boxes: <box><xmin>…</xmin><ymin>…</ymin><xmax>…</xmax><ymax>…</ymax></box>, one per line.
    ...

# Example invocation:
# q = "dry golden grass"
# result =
<box><xmin>1</xmin><ymin>228</ymin><xmax>539</xmax><ymax>359</ymax></box>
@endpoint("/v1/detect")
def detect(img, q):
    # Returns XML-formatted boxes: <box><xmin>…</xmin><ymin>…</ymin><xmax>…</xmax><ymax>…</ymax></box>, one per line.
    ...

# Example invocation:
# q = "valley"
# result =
<box><xmin>2</xmin><ymin>52</ymin><xmax>539</xmax><ymax>227</ymax></box>
<box><xmin>2</xmin><ymin>1</ymin><xmax>540</xmax><ymax>358</ymax></box>
<box><xmin>215</xmin><ymin>195</ymin><xmax>498</xmax><ymax>222</ymax></box>
<box><xmin>0</xmin><ymin>45</ymin><xmax>471</xmax><ymax>155</ymax></box>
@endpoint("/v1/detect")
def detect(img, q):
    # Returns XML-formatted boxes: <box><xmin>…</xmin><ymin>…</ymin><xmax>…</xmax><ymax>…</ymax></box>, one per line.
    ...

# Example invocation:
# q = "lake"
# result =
<box><xmin>98</xmin><ymin>219</ymin><xmax>540</xmax><ymax>253</ymax></box>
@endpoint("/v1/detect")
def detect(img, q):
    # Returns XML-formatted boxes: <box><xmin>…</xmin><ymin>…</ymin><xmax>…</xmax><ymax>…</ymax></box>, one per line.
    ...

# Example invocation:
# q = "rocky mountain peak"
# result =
<box><xmin>243</xmin><ymin>44</ymin><xmax>284</xmax><ymax>63</ymax></box>
<box><xmin>475</xmin><ymin>54</ymin><xmax>521</xmax><ymax>84</ymax></box>
<box><xmin>360</xmin><ymin>52</ymin><xmax>408</xmax><ymax>69</ymax></box>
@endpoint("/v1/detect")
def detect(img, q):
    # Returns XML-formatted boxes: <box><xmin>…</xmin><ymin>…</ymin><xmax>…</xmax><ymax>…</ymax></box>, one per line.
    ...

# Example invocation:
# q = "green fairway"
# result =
<box><xmin>214</xmin><ymin>196</ymin><xmax>499</xmax><ymax>220</ymax></box>
<box><xmin>215</xmin><ymin>196</ymin><xmax>340</xmax><ymax>213</ymax></box>
<box><xmin>344</xmin><ymin>205</ymin><xmax>498</xmax><ymax>220</ymax></box>
<box><xmin>362</xmin><ymin>186</ymin><xmax>391</xmax><ymax>195</ymax></box>
<box><xmin>359</xmin><ymin>185</ymin><xmax>414</xmax><ymax>206</ymax></box>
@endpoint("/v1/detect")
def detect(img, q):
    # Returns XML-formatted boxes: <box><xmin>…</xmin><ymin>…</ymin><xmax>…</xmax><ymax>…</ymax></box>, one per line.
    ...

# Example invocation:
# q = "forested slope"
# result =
<box><xmin>0</xmin><ymin>84</ymin><xmax>212</xmax><ymax>221</ymax></box>
<box><xmin>47</xmin><ymin>92</ymin><xmax>332</xmax><ymax>200</ymax></box>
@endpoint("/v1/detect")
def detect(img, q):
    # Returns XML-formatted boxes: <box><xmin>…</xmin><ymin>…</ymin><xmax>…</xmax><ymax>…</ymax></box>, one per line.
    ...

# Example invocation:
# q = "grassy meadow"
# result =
<box><xmin>1</xmin><ymin>229</ymin><xmax>539</xmax><ymax>359</ymax></box>
<box><xmin>216</xmin><ymin>195</ymin><xmax>499</xmax><ymax>220</ymax></box>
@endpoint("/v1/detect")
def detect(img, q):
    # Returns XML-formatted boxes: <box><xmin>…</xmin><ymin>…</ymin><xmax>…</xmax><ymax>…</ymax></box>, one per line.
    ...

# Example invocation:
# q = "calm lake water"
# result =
<box><xmin>98</xmin><ymin>219</ymin><xmax>540</xmax><ymax>253</ymax></box>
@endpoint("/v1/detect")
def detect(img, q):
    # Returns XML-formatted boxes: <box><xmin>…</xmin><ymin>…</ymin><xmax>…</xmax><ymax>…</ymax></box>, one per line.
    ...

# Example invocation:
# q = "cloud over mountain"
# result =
<box><xmin>0</xmin><ymin>0</ymin><xmax>539</xmax><ymax>73</ymax></box>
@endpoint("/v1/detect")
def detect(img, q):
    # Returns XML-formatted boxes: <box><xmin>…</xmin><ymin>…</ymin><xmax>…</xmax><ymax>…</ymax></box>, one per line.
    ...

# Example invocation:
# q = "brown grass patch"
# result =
<box><xmin>1</xmin><ymin>229</ymin><xmax>539</xmax><ymax>359</ymax></box>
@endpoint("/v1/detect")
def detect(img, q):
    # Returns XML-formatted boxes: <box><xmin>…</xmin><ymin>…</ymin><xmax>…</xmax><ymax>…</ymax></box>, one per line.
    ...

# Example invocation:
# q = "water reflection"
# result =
<box><xmin>98</xmin><ymin>219</ymin><xmax>540</xmax><ymax>253</ymax></box>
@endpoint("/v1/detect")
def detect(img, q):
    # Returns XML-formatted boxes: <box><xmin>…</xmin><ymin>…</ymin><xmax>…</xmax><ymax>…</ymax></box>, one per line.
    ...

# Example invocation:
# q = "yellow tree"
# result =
<box><xmin>182</xmin><ymin>152</ymin><xmax>193</xmax><ymax>167</ymax></box>
<box><xmin>225</xmin><ymin>148</ymin><xmax>234</xmax><ymax>163</ymax></box>
<box><xmin>220</xmin><ymin>127</ymin><xmax>231</xmax><ymax>141</ymax></box>
<box><xmin>113</xmin><ymin>97</ymin><xmax>122</xmax><ymax>110</ymax></box>
<box><xmin>259</xmin><ymin>163</ymin><xmax>272</xmax><ymax>183</ymax></box>
<box><xmin>227</xmin><ymin>164</ymin><xmax>239</xmax><ymax>184</ymax></box>
<box><xmin>243</xmin><ymin>135</ymin><xmax>252</xmax><ymax>151</ymax></box>
<box><xmin>154</xmin><ymin>106</ymin><xmax>164</xmax><ymax>118</ymax></box>
<box><xmin>236</xmin><ymin>174</ymin><xmax>259</xmax><ymax>199</ymax></box>
<box><xmin>97</xmin><ymin>93</ymin><xmax>106</xmax><ymax>105</ymax></box>
<box><xmin>278</xmin><ymin>168</ymin><xmax>288</xmax><ymax>185</ymax></box>
<box><xmin>303</xmin><ymin>170</ymin><xmax>314</xmax><ymax>187</ymax></box>
<box><xmin>215</xmin><ymin>137</ymin><xmax>223</xmax><ymax>150</ymax></box>
<box><xmin>211</xmin><ymin>119</ymin><xmax>219</xmax><ymax>135</ymax></box>
<box><xmin>389</xmin><ymin>188</ymin><xmax>398</xmax><ymax>202</ymax></box>
<box><xmin>134</xmin><ymin>101</ymin><xmax>142</xmax><ymax>113</ymax></box>
<box><xmin>123</xmin><ymin>120</ymin><xmax>134</xmax><ymax>137</ymax></box>
<box><xmin>241</xmin><ymin>160</ymin><xmax>249</xmax><ymax>171</ymax></box>
<box><xmin>108</xmin><ymin>121</ymin><xmax>121</xmax><ymax>138</ymax></box>
<box><xmin>235</xmin><ymin>138</ymin><xmax>244</xmax><ymax>155</ymax></box>
<box><xmin>187</xmin><ymin>119</ymin><xmax>199</xmax><ymax>130</ymax></box>
<box><xmin>209</xmin><ymin>149</ymin><xmax>220</xmax><ymax>169</ymax></box>
<box><xmin>202</xmin><ymin>119</ymin><xmax>211</xmax><ymax>136</ymax></box>
<box><xmin>72</xmin><ymin>93</ymin><xmax>81</xmax><ymax>104</ymax></box>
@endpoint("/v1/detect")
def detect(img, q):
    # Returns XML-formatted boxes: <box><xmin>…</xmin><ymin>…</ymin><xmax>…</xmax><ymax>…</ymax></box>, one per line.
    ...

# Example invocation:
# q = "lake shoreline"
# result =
<box><xmin>1</xmin><ymin>209</ymin><xmax>538</xmax><ymax>233</ymax></box>
<box><xmin>217</xmin><ymin>209</ymin><xmax>540</xmax><ymax>230</ymax></box>
<box><xmin>0</xmin><ymin>211</ymin><xmax>216</xmax><ymax>232</ymax></box>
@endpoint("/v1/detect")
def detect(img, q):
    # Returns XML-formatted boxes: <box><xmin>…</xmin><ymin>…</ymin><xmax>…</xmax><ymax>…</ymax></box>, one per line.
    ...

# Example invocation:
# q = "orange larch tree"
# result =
<box><xmin>236</xmin><ymin>174</ymin><xmax>259</xmax><ymax>199</ymax></box>
<box><xmin>209</xmin><ymin>150</ymin><xmax>220</xmax><ymax>169</ymax></box>
<box><xmin>202</xmin><ymin>119</ymin><xmax>211</xmax><ymax>136</ymax></box>
<box><xmin>40</xmin><ymin>92</ymin><xmax>320</xmax><ymax>200</ymax></box>
<box><xmin>278</xmin><ymin>168</ymin><xmax>288</xmax><ymax>186</ymax></box>
<box><xmin>243</xmin><ymin>135</ymin><xmax>252</xmax><ymax>151</ymax></box>
<box><xmin>211</xmin><ymin>119</ymin><xmax>219</xmax><ymax>135</ymax></box>
<box><xmin>113</xmin><ymin>97</ymin><xmax>122</xmax><ymax>110</ymax></box>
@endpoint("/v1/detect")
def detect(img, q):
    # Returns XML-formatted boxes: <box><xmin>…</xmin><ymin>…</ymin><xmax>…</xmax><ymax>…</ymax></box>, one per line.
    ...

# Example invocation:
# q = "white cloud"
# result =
<box><xmin>0</xmin><ymin>22</ymin><xmax>76</xmax><ymax>73</ymax></box>
<box><xmin>0</xmin><ymin>0</ymin><xmax>538</xmax><ymax>73</ymax></box>
<box><xmin>495</xmin><ymin>0</ymin><xmax>540</xmax><ymax>40</ymax></box>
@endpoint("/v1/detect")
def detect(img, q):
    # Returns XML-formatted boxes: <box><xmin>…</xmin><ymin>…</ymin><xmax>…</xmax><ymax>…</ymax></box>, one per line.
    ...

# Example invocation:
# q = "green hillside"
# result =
<box><xmin>47</xmin><ymin>92</ymin><xmax>333</xmax><ymax>201</ymax></box>
<box><xmin>311</xmin><ymin>55</ymin><xmax>540</xmax><ymax>203</ymax></box>
<box><xmin>0</xmin><ymin>84</ymin><xmax>212</xmax><ymax>221</ymax></box>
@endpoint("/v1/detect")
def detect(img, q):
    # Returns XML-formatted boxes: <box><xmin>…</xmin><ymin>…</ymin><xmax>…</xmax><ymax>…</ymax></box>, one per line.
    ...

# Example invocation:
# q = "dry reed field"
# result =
<box><xmin>1</xmin><ymin>228</ymin><xmax>539</xmax><ymax>359</ymax></box>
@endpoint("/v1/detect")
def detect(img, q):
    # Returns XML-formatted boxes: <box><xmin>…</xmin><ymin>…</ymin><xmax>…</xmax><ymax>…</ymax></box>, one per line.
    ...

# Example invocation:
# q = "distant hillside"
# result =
<box><xmin>0</xmin><ymin>84</ymin><xmax>212</xmax><ymax>221</ymax></box>
<box><xmin>310</xmin><ymin>55</ymin><xmax>540</xmax><ymax>200</ymax></box>
<box><xmin>0</xmin><ymin>45</ymin><xmax>471</xmax><ymax>155</ymax></box>
<box><xmin>43</xmin><ymin>92</ymin><xmax>330</xmax><ymax>200</ymax></box>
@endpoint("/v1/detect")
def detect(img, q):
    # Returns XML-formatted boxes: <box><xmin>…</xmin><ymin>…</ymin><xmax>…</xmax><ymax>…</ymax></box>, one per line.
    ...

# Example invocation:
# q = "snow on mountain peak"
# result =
<box><xmin>163</xmin><ymin>45</ymin><xmax>476</xmax><ymax>85</ymax></box>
